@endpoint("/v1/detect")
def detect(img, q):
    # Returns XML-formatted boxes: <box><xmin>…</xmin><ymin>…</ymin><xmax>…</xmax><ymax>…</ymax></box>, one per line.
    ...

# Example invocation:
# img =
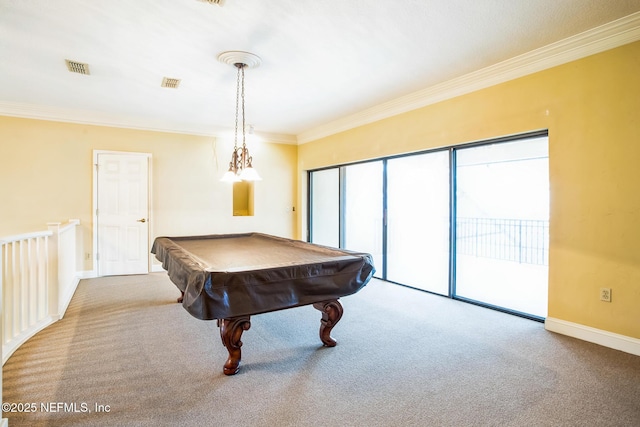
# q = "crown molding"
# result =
<box><xmin>0</xmin><ymin>101</ymin><xmax>216</xmax><ymax>135</ymax></box>
<box><xmin>297</xmin><ymin>11</ymin><xmax>640</xmax><ymax>144</ymax></box>
<box><xmin>0</xmin><ymin>101</ymin><xmax>297</xmax><ymax>144</ymax></box>
<box><xmin>254</xmin><ymin>131</ymin><xmax>298</xmax><ymax>145</ymax></box>
<box><xmin>1</xmin><ymin>13</ymin><xmax>638</xmax><ymax>146</ymax></box>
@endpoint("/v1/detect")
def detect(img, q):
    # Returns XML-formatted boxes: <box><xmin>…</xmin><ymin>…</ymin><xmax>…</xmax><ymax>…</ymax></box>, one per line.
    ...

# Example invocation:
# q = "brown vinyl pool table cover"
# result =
<box><xmin>151</xmin><ymin>233</ymin><xmax>375</xmax><ymax>320</ymax></box>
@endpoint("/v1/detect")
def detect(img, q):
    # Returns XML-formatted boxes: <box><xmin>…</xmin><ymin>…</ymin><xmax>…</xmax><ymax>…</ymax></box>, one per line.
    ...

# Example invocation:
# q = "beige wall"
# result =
<box><xmin>297</xmin><ymin>41</ymin><xmax>640</xmax><ymax>339</ymax></box>
<box><xmin>0</xmin><ymin>119</ymin><xmax>298</xmax><ymax>271</ymax></box>
<box><xmin>1</xmin><ymin>41</ymin><xmax>638</xmax><ymax>341</ymax></box>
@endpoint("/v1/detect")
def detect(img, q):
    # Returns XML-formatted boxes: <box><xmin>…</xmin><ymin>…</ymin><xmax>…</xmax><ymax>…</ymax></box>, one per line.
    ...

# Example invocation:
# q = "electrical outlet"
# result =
<box><xmin>600</xmin><ymin>287</ymin><xmax>611</xmax><ymax>302</ymax></box>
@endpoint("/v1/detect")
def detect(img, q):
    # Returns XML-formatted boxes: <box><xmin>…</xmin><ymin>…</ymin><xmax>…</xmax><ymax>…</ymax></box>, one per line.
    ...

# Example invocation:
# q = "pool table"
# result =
<box><xmin>151</xmin><ymin>232</ymin><xmax>375</xmax><ymax>375</ymax></box>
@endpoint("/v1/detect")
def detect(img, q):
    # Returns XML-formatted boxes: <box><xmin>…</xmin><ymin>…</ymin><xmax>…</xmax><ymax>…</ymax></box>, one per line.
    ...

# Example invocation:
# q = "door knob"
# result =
<box><xmin>137</xmin><ymin>218</ymin><xmax>146</xmax><ymax>223</ymax></box>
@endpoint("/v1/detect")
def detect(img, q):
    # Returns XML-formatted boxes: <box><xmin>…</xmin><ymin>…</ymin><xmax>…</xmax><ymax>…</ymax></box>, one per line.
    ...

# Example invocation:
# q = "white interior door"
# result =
<box><xmin>96</xmin><ymin>152</ymin><xmax>150</xmax><ymax>276</ymax></box>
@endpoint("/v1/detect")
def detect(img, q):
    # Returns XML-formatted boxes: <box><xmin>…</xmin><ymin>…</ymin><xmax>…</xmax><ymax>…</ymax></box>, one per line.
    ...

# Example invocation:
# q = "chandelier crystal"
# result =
<box><xmin>219</xmin><ymin>52</ymin><xmax>261</xmax><ymax>182</ymax></box>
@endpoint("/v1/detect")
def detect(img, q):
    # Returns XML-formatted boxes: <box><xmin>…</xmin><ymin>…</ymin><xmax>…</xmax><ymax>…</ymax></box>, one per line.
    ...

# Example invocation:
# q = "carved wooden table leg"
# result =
<box><xmin>313</xmin><ymin>299</ymin><xmax>343</xmax><ymax>347</ymax></box>
<box><xmin>218</xmin><ymin>316</ymin><xmax>251</xmax><ymax>375</ymax></box>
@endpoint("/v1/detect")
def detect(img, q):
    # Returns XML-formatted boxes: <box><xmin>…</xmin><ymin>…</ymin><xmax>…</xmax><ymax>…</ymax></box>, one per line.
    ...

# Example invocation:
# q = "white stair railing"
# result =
<box><xmin>1</xmin><ymin>219</ymin><xmax>81</xmax><ymax>365</ymax></box>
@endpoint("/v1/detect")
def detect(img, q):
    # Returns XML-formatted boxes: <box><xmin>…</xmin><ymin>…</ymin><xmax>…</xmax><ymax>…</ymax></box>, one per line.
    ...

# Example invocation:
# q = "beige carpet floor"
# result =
<box><xmin>3</xmin><ymin>273</ymin><xmax>640</xmax><ymax>426</ymax></box>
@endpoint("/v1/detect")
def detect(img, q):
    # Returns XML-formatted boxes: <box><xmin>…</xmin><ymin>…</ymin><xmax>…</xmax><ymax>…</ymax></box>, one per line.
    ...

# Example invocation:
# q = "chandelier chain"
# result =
<box><xmin>234</xmin><ymin>64</ymin><xmax>241</xmax><ymax>150</ymax></box>
<box><xmin>240</xmin><ymin>64</ymin><xmax>246</xmax><ymax>149</ymax></box>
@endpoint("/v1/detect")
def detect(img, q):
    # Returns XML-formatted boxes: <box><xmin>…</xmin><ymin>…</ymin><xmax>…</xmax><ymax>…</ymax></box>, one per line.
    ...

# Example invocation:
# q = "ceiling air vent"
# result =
<box><xmin>65</xmin><ymin>59</ymin><xmax>90</xmax><ymax>75</ymax></box>
<box><xmin>161</xmin><ymin>77</ymin><xmax>181</xmax><ymax>89</ymax></box>
<box><xmin>197</xmin><ymin>0</ymin><xmax>225</xmax><ymax>6</ymax></box>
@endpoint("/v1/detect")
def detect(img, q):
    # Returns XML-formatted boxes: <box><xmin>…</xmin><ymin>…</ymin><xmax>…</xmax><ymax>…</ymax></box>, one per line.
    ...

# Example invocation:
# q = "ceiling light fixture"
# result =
<box><xmin>218</xmin><ymin>51</ymin><xmax>262</xmax><ymax>182</ymax></box>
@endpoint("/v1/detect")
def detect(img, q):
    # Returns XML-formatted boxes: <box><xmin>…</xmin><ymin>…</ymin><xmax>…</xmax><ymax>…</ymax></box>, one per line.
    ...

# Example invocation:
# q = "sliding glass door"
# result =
<box><xmin>309</xmin><ymin>168</ymin><xmax>339</xmax><ymax>247</ymax></box>
<box><xmin>343</xmin><ymin>161</ymin><xmax>384</xmax><ymax>277</ymax></box>
<box><xmin>454</xmin><ymin>137</ymin><xmax>549</xmax><ymax>318</ymax></box>
<box><xmin>308</xmin><ymin>132</ymin><xmax>549</xmax><ymax>319</ymax></box>
<box><xmin>386</xmin><ymin>151</ymin><xmax>450</xmax><ymax>295</ymax></box>
<box><xmin>309</xmin><ymin>162</ymin><xmax>384</xmax><ymax>277</ymax></box>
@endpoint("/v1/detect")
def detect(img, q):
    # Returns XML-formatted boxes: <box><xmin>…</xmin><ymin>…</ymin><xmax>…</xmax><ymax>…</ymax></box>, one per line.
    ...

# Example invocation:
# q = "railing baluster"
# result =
<box><xmin>40</xmin><ymin>235</ymin><xmax>49</xmax><ymax>319</ymax></box>
<box><xmin>1</xmin><ymin>220</ymin><xmax>80</xmax><ymax>365</ymax></box>
<box><xmin>12</xmin><ymin>242</ymin><xmax>19</xmax><ymax>340</ymax></box>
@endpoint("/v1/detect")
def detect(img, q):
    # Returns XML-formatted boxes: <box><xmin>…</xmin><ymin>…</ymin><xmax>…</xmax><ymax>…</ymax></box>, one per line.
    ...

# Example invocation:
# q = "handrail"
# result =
<box><xmin>0</xmin><ymin>229</ymin><xmax>54</xmax><ymax>244</ymax></box>
<box><xmin>1</xmin><ymin>219</ymin><xmax>81</xmax><ymax>365</ymax></box>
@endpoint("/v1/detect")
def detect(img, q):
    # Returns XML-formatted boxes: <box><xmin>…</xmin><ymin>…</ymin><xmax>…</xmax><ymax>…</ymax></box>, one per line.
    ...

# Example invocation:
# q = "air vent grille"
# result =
<box><xmin>198</xmin><ymin>0</ymin><xmax>225</xmax><ymax>5</ymax></box>
<box><xmin>65</xmin><ymin>59</ymin><xmax>90</xmax><ymax>75</ymax></box>
<box><xmin>161</xmin><ymin>77</ymin><xmax>181</xmax><ymax>89</ymax></box>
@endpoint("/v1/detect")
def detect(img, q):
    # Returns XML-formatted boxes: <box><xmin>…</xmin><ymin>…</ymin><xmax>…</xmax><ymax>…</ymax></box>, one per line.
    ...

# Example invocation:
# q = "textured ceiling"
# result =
<box><xmin>0</xmin><ymin>0</ymin><xmax>639</xmax><ymax>143</ymax></box>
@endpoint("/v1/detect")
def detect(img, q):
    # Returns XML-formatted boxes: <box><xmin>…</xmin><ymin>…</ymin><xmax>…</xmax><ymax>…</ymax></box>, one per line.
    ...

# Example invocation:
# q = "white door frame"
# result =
<box><xmin>92</xmin><ymin>150</ymin><xmax>153</xmax><ymax>277</ymax></box>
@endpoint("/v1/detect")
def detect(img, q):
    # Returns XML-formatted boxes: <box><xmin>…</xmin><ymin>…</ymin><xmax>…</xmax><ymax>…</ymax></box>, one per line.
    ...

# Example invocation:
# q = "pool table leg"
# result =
<box><xmin>217</xmin><ymin>316</ymin><xmax>251</xmax><ymax>375</ymax></box>
<box><xmin>313</xmin><ymin>299</ymin><xmax>343</xmax><ymax>347</ymax></box>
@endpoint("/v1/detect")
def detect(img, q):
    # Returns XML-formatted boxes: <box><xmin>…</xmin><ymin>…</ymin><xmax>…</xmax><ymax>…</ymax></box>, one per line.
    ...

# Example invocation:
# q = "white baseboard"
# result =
<box><xmin>151</xmin><ymin>264</ymin><xmax>166</xmax><ymax>273</ymax></box>
<box><xmin>545</xmin><ymin>317</ymin><xmax>640</xmax><ymax>356</ymax></box>
<box><xmin>58</xmin><ymin>276</ymin><xmax>81</xmax><ymax>320</ymax></box>
<box><xmin>2</xmin><ymin>315</ymin><xmax>58</xmax><ymax>365</ymax></box>
<box><xmin>4</xmin><ymin>273</ymin><xmax>83</xmax><ymax>365</ymax></box>
<box><xmin>77</xmin><ymin>269</ymin><xmax>97</xmax><ymax>279</ymax></box>
<box><xmin>78</xmin><ymin>269</ymin><xmax>165</xmax><ymax>277</ymax></box>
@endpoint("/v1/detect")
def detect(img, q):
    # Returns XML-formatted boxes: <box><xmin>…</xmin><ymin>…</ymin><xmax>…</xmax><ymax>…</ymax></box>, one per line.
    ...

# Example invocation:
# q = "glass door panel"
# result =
<box><xmin>343</xmin><ymin>161</ymin><xmax>384</xmax><ymax>278</ymax></box>
<box><xmin>387</xmin><ymin>151</ymin><xmax>450</xmax><ymax>295</ymax></box>
<box><xmin>455</xmin><ymin>136</ymin><xmax>549</xmax><ymax>318</ymax></box>
<box><xmin>309</xmin><ymin>168</ymin><xmax>340</xmax><ymax>247</ymax></box>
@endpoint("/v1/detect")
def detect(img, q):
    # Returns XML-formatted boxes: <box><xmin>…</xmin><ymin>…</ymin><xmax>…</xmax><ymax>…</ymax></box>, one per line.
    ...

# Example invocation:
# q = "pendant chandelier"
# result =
<box><xmin>218</xmin><ymin>51</ymin><xmax>262</xmax><ymax>182</ymax></box>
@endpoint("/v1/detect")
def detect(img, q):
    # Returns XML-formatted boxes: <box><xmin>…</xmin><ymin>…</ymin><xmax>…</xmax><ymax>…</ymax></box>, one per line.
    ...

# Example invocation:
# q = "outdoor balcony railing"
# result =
<box><xmin>456</xmin><ymin>217</ymin><xmax>549</xmax><ymax>266</ymax></box>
